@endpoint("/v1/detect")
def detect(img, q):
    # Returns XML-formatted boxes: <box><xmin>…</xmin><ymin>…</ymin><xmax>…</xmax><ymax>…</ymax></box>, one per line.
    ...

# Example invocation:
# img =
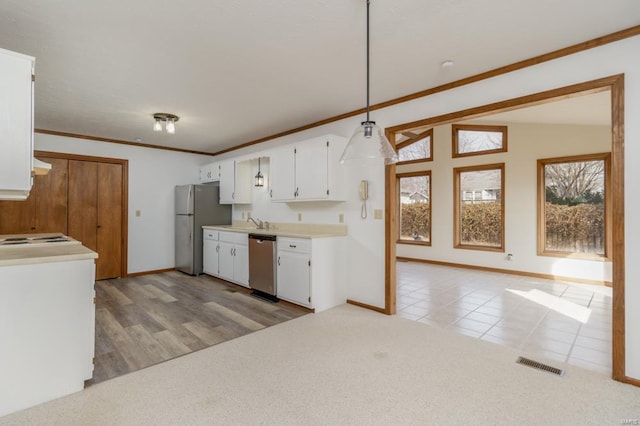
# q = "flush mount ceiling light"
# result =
<box><xmin>340</xmin><ymin>0</ymin><xmax>398</xmax><ymax>165</ymax></box>
<box><xmin>152</xmin><ymin>113</ymin><xmax>179</xmax><ymax>134</ymax></box>
<box><xmin>255</xmin><ymin>158</ymin><xmax>264</xmax><ymax>187</ymax></box>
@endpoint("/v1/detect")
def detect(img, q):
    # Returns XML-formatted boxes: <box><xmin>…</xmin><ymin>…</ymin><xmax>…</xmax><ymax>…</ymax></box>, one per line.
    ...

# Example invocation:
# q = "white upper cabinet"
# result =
<box><xmin>219</xmin><ymin>159</ymin><xmax>252</xmax><ymax>204</ymax></box>
<box><xmin>0</xmin><ymin>48</ymin><xmax>35</xmax><ymax>200</ymax></box>
<box><xmin>269</xmin><ymin>147</ymin><xmax>295</xmax><ymax>200</ymax></box>
<box><xmin>199</xmin><ymin>161</ymin><xmax>220</xmax><ymax>183</ymax></box>
<box><xmin>270</xmin><ymin>134</ymin><xmax>346</xmax><ymax>202</ymax></box>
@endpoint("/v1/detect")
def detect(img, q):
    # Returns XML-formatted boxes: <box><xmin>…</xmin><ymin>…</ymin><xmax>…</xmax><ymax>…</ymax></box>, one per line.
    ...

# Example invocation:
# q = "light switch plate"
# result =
<box><xmin>339</xmin><ymin>213</ymin><xmax>344</xmax><ymax>223</ymax></box>
<box><xmin>135</xmin><ymin>210</ymin><xmax>141</xmax><ymax>217</ymax></box>
<box><xmin>374</xmin><ymin>209</ymin><xmax>383</xmax><ymax>220</ymax></box>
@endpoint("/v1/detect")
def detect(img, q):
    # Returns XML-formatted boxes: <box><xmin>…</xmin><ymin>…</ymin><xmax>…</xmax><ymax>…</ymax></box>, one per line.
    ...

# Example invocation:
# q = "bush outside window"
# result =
<box><xmin>454</xmin><ymin>163</ymin><xmax>504</xmax><ymax>251</ymax></box>
<box><xmin>538</xmin><ymin>153</ymin><xmax>610</xmax><ymax>259</ymax></box>
<box><xmin>452</xmin><ymin>124</ymin><xmax>508</xmax><ymax>158</ymax></box>
<box><xmin>397</xmin><ymin>171</ymin><xmax>431</xmax><ymax>245</ymax></box>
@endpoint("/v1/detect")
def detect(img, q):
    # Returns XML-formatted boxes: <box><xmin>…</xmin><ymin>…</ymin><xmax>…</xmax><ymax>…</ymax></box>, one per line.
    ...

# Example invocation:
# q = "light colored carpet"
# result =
<box><xmin>1</xmin><ymin>304</ymin><xmax>638</xmax><ymax>425</ymax></box>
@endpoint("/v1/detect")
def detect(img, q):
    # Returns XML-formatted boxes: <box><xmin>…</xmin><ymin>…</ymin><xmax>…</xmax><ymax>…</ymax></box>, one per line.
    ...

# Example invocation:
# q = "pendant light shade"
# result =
<box><xmin>340</xmin><ymin>120</ymin><xmax>398</xmax><ymax>164</ymax></box>
<box><xmin>340</xmin><ymin>0</ymin><xmax>398</xmax><ymax>165</ymax></box>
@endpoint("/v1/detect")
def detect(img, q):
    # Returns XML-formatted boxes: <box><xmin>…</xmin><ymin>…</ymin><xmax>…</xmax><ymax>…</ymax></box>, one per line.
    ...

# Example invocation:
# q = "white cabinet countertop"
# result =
<box><xmin>202</xmin><ymin>223</ymin><xmax>347</xmax><ymax>239</ymax></box>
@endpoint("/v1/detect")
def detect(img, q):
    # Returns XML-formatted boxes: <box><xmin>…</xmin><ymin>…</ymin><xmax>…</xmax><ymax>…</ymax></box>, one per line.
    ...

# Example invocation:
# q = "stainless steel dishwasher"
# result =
<box><xmin>248</xmin><ymin>234</ymin><xmax>278</xmax><ymax>301</ymax></box>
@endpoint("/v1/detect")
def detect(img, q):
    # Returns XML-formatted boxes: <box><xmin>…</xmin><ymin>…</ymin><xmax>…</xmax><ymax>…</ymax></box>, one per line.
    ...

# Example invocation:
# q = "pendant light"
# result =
<box><xmin>255</xmin><ymin>158</ymin><xmax>264</xmax><ymax>187</ymax></box>
<box><xmin>339</xmin><ymin>0</ymin><xmax>398</xmax><ymax>165</ymax></box>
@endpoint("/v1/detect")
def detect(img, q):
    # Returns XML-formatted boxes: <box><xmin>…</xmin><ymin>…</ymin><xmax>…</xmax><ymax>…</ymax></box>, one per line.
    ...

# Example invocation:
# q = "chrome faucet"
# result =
<box><xmin>247</xmin><ymin>216</ymin><xmax>263</xmax><ymax>229</ymax></box>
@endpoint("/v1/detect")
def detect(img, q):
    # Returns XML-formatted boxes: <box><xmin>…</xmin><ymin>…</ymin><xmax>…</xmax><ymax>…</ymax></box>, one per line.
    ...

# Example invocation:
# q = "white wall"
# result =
<box><xmin>214</xmin><ymin>35</ymin><xmax>640</xmax><ymax>379</ymax></box>
<box><xmin>397</xmin><ymin>121</ymin><xmax>612</xmax><ymax>283</ymax></box>
<box><xmin>35</xmin><ymin>133</ymin><xmax>213</xmax><ymax>274</ymax></box>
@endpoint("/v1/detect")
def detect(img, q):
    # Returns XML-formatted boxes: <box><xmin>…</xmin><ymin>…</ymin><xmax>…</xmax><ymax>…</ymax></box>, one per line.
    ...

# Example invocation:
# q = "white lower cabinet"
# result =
<box><xmin>217</xmin><ymin>231</ymin><xmax>249</xmax><ymax>287</ymax></box>
<box><xmin>276</xmin><ymin>236</ymin><xmax>346</xmax><ymax>312</ymax></box>
<box><xmin>203</xmin><ymin>229</ymin><xmax>219</xmax><ymax>275</ymax></box>
<box><xmin>277</xmin><ymin>237</ymin><xmax>311</xmax><ymax>307</ymax></box>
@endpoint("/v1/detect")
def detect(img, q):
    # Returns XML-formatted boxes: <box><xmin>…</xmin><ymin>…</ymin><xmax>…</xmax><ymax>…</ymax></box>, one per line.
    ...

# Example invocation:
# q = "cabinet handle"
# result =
<box><xmin>216</xmin><ymin>245</ymin><xmax>219</xmax><ymax>253</ymax></box>
<box><xmin>231</xmin><ymin>248</ymin><xmax>234</xmax><ymax>256</ymax></box>
<box><xmin>295</xmin><ymin>187</ymin><xmax>299</xmax><ymax>197</ymax></box>
<box><xmin>270</xmin><ymin>189</ymin><xmax>272</xmax><ymax>198</ymax></box>
<box><xmin>232</xmin><ymin>192</ymin><xmax>235</xmax><ymax>199</ymax></box>
<box><xmin>277</xmin><ymin>256</ymin><xmax>280</xmax><ymax>266</ymax></box>
<box><xmin>289</xmin><ymin>244</ymin><xmax>296</xmax><ymax>248</ymax></box>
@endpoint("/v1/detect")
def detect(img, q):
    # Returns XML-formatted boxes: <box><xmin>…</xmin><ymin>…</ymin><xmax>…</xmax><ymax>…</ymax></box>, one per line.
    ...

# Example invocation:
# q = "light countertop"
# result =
<box><xmin>202</xmin><ymin>222</ymin><xmax>347</xmax><ymax>239</ymax></box>
<box><xmin>0</xmin><ymin>234</ymin><xmax>98</xmax><ymax>267</ymax></box>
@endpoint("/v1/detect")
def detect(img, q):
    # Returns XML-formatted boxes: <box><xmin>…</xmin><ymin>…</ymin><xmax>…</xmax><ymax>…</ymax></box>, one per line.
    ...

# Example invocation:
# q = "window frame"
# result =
<box><xmin>453</xmin><ymin>163</ymin><xmax>505</xmax><ymax>252</ymax></box>
<box><xmin>395</xmin><ymin>128</ymin><xmax>433</xmax><ymax>165</ymax></box>
<box><xmin>537</xmin><ymin>152</ymin><xmax>611</xmax><ymax>261</ymax></box>
<box><xmin>397</xmin><ymin>170</ymin><xmax>432</xmax><ymax>246</ymax></box>
<box><xmin>452</xmin><ymin>124</ymin><xmax>508</xmax><ymax>158</ymax></box>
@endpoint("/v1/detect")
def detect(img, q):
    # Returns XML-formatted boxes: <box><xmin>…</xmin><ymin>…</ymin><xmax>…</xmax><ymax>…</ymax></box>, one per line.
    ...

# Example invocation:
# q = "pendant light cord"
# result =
<box><xmin>366</xmin><ymin>0</ymin><xmax>371</xmax><ymax>123</ymax></box>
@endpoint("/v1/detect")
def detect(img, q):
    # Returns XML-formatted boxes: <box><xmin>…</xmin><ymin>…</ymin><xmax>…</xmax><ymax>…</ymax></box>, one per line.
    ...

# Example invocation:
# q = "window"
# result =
<box><xmin>452</xmin><ymin>124</ymin><xmax>507</xmax><ymax>157</ymax></box>
<box><xmin>454</xmin><ymin>163</ymin><xmax>504</xmax><ymax>251</ymax></box>
<box><xmin>538</xmin><ymin>153</ymin><xmax>610</xmax><ymax>259</ymax></box>
<box><xmin>395</xmin><ymin>129</ymin><xmax>433</xmax><ymax>164</ymax></box>
<box><xmin>397</xmin><ymin>171</ymin><xmax>431</xmax><ymax>245</ymax></box>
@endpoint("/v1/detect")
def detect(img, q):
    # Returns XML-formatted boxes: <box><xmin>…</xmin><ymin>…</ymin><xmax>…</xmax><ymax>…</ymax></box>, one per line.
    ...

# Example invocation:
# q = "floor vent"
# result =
<box><xmin>516</xmin><ymin>356</ymin><xmax>565</xmax><ymax>376</ymax></box>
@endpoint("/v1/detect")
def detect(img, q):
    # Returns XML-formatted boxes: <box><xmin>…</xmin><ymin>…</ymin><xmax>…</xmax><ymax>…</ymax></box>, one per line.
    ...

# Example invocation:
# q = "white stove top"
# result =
<box><xmin>0</xmin><ymin>234</ymin><xmax>80</xmax><ymax>247</ymax></box>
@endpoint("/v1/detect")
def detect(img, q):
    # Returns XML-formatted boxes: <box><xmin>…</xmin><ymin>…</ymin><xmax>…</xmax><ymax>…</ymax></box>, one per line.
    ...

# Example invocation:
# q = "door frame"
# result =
<box><xmin>36</xmin><ymin>150</ymin><xmax>129</xmax><ymax>278</ymax></box>
<box><xmin>384</xmin><ymin>74</ymin><xmax>627</xmax><ymax>382</ymax></box>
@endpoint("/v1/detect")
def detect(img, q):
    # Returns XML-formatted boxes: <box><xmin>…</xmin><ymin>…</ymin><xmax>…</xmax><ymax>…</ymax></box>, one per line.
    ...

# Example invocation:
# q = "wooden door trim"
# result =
<box><xmin>36</xmin><ymin>150</ymin><xmax>128</xmax><ymax>278</ymax></box>
<box><xmin>384</xmin><ymin>74</ymin><xmax>627</xmax><ymax>383</ymax></box>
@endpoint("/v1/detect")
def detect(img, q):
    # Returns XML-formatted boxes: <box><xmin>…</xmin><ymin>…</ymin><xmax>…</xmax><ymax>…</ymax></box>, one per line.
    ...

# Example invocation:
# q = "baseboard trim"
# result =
<box><xmin>622</xmin><ymin>376</ymin><xmax>640</xmax><ymax>387</ymax></box>
<box><xmin>126</xmin><ymin>268</ymin><xmax>175</xmax><ymax>277</ymax></box>
<box><xmin>347</xmin><ymin>299</ymin><xmax>387</xmax><ymax>314</ymax></box>
<box><xmin>396</xmin><ymin>257</ymin><xmax>612</xmax><ymax>287</ymax></box>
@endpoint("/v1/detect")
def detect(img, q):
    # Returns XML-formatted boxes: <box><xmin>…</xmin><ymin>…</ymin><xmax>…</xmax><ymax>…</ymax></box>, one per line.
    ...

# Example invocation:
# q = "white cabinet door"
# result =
<box><xmin>277</xmin><ymin>250</ymin><xmax>311</xmax><ymax>307</ymax></box>
<box><xmin>218</xmin><ymin>241</ymin><xmax>235</xmax><ymax>281</ymax></box>
<box><xmin>219</xmin><ymin>160</ymin><xmax>252</xmax><ymax>204</ymax></box>
<box><xmin>270</xmin><ymin>147</ymin><xmax>295</xmax><ymax>201</ymax></box>
<box><xmin>203</xmin><ymin>239</ymin><xmax>219</xmax><ymax>275</ymax></box>
<box><xmin>233</xmin><ymin>160</ymin><xmax>252</xmax><ymax>204</ymax></box>
<box><xmin>233</xmin><ymin>243</ymin><xmax>249</xmax><ymax>287</ymax></box>
<box><xmin>219</xmin><ymin>160</ymin><xmax>235</xmax><ymax>204</ymax></box>
<box><xmin>0</xmin><ymin>48</ymin><xmax>34</xmax><ymax>200</ymax></box>
<box><xmin>295</xmin><ymin>138</ymin><xmax>328</xmax><ymax>200</ymax></box>
<box><xmin>199</xmin><ymin>161</ymin><xmax>220</xmax><ymax>183</ymax></box>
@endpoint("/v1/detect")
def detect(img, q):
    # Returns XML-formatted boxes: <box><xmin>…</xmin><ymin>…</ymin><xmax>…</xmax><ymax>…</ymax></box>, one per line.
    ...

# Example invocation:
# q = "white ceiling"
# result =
<box><xmin>0</xmin><ymin>1</ymin><xmax>637</xmax><ymax>154</ymax></box>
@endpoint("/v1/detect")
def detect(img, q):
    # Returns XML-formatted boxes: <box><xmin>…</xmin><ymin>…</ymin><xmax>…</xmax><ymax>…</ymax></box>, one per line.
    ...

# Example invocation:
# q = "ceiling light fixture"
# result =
<box><xmin>340</xmin><ymin>0</ymin><xmax>398</xmax><ymax>165</ymax></box>
<box><xmin>255</xmin><ymin>158</ymin><xmax>264</xmax><ymax>187</ymax></box>
<box><xmin>152</xmin><ymin>113</ymin><xmax>179</xmax><ymax>134</ymax></box>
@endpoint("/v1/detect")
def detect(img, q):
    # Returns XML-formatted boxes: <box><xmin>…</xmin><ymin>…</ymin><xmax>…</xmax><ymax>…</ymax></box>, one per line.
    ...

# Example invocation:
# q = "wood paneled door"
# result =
<box><xmin>67</xmin><ymin>158</ymin><xmax>126</xmax><ymax>280</ymax></box>
<box><xmin>0</xmin><ymin>151</ymin><xmax>128</xmax><ymax>280</ymax></box>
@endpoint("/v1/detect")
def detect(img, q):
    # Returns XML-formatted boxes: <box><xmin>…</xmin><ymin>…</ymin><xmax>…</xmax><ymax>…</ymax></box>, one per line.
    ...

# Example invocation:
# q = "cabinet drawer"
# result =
<box><xmin>203</xmin><ymin>229</ymin><xmax>219</xmax><ymax>241</ymax></box>
<box><xmin>219</xmin><ymin>231</ymin><xmax>248</xmax><ymax>245</ymax></box>
<box><xmin>278</xmin><ymin>237</ymin><xmax>311</xmax><ymax>253</ymax></box>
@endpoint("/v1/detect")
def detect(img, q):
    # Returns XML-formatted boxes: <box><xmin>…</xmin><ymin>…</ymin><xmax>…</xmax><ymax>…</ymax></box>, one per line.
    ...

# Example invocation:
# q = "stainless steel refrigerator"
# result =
<box><xmin>175</xmin><ymin>183</ymin><xmax>231</xmax><ymax>275</ymax></box>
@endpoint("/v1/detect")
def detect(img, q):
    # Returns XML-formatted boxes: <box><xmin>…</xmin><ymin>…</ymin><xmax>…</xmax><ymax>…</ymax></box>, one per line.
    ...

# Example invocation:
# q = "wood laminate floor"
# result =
<box><xmin>88</xmin><ymin>271</ymin><xmax>307</xmax><ymax>385</ymax></box>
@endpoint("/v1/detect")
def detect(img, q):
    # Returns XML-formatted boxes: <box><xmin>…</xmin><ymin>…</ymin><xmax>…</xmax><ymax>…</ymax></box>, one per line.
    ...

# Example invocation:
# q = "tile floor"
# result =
<box><xmin>396</xmin><ymin>261</ymin><xmax>612</xmax><ymax>374</ymax></box>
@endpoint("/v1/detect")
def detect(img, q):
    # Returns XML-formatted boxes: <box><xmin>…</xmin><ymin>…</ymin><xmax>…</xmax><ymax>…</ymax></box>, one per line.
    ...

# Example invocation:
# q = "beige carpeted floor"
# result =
<box><xmin>1</xmin><ymin>304</ymin><xmax>638</xmax><ymax>425</ymax></box>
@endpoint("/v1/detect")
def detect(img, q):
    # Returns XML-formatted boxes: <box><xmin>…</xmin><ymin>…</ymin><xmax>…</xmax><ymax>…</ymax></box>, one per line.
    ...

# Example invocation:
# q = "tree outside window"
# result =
<box><xmin>454</xmin><ymin>163</ymin><xmax>505</xmax><ymax>251</ymax></box>
<box><xmin>398</xmin><ymin>171</ymin><xmax>431</xmax><ymax>245</ymax></box>
<box><xmin>452</xmin><ymin>124</ymin><xmax>508</xmax><ymax>157</ymax></box>
<box><xmin>395</xmin><ymin>129</ymin><xmax>433</xmax><ymax>165</ymax></box>
<box><xmin>538</xmin><ymin>153</ymin><xmax>610</xmax><ymax>259</ymax></box>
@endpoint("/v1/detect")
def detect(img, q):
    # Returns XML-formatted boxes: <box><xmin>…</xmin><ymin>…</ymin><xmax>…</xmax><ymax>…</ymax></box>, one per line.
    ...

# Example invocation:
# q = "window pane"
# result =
<box><xmin>544</xmin><ymin>159</ymin><xmax>605</xmax><ymax>255</ymax></box>
<box><xmin>458</xmin><ymin>129</ymin><xmax>503</xmax><ymax>154</ymax></box>
<box><xmin>399</xmin><ymin>174</ymin><xmax>430</xmax><ymax>243</ymax></box>
<box><xmin>398</xmin><ymin>136</ymin><xmax>431</xmax><ymax>162</ymax></box>
<box><xmin>458</xmin><ymin>168</ymin><xmax>502</xmax><ymax>248</ymax></box>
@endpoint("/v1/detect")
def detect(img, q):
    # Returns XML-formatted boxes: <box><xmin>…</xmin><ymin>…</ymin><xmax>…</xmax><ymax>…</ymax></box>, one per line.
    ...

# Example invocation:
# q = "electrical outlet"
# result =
<box><xmin>135</xmin><ymin>210</ymin><xmax>141</xmax><ymax>217</ymax></box>
<box><xmin>298</xmin><ymin>212</ymin><xmax>302</xmax><ymax>222</ymax></box>
<box><xmin>374</xmin><ymin>209</ymin><xmax>383</xmax><ymax>220</ymax></box>
<box><xmin>339</xmin><ymin>213</ymin><xmax>344</xmax><ymax>223</ymax></box>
